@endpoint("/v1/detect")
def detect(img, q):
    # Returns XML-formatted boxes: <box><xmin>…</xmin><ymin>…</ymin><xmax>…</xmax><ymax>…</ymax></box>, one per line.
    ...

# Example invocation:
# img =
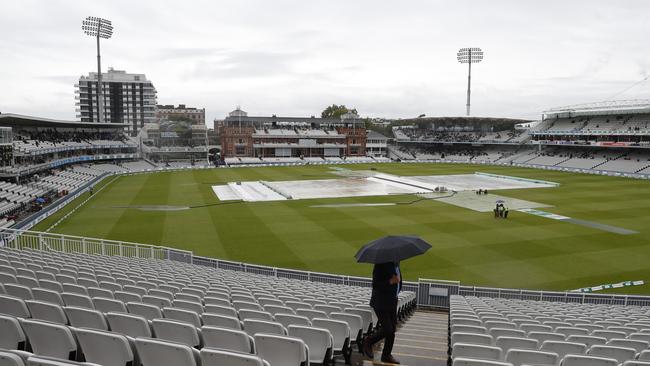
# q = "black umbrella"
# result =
<box><xmin>355</xmin><ymin>235</ymin><xmax>432</xmax><ymax>264</ymax></box>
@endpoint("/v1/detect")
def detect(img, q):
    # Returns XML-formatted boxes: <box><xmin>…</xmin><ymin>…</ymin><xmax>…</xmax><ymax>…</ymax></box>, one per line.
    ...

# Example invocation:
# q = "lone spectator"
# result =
<box><xmin>363</xmin><ymin>262</ymin><xmax>402</xmax><ymax>364</ymax></box>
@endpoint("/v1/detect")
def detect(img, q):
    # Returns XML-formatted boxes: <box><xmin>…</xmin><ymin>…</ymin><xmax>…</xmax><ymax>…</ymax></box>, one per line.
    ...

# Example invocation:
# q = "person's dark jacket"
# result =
<box><xmin>370</xmin><ymin>262</ymin><xmax>402</xmax><ymax>310</ymax></box>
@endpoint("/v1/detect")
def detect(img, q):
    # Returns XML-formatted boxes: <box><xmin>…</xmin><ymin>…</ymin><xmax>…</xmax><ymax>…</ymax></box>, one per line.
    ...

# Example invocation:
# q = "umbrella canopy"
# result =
<box><xmin>355</xmin><ymin>235</ymin><xmax>432</xmax><ymax>264</ymax></box>
<box><xmin>495</xmin><ymin>199</ymin><xmax>505</xmax><ymax>204</ymax></box>
<box><xmin>35</xmin><ymin>197</ymin><xmax>46</xmax><ymax>203</ymax></box>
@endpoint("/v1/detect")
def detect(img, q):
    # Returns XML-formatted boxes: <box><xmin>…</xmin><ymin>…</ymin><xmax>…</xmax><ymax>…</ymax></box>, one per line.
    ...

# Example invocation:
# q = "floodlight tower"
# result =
<box><xmin>457</xmin><ymin>47</ymin><xmax>484</xmax><ymax>116</ymax></box>
<box><xmin>82</xmin><ymin>16</ymin><xmax>113</xmax><ymax>123</ymax></box>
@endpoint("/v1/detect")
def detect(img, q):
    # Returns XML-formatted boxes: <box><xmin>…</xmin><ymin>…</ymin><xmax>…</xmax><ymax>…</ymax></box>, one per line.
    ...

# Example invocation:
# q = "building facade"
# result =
<box><xmin>75</xmin><ymin>68</ymin><xmax>157</xmax><ymax>135</ymax></box>
<box><xmin>0</xmin><ymin>126</ymin><xmax>12</xmax><ymax>167</ymax></box>
<box><xmin>220</xmin><ymin>108</ymin><xmax>366</xmax><ymax>159</ymax></box>
<box><xmin>156</xmin><ymin>104</ymin><xmax>205</xmax><ymax>125</ymax></box>
<box><xmin>366</xmin><ymin>130</ymin><xmax>388</xmax><ymax>157</ymax></box>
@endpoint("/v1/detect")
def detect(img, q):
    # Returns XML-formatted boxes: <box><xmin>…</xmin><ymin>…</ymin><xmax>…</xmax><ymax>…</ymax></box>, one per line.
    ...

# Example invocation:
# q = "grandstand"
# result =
<box><xmin>449</xmin><ymin>294</ymin><xmax>650</xmax><ymax>365</ymax></box>
<box><xmin>0</xmin><ymin>230</ymin><xmax>418</xmax><ymax>366</ymax></box>
<box><xmin>140</xmin><ymin>120</ymin><xmax>211</xmax><ymax>165</ymax></box>
<box><xmin>219</xmin><ymin>108</ymin><xmax>367</xmax><ymax>164</ymax></box>
<box><xmin>0</xmin><ymin>114</ymin><xmax>218</xmax><ymax>229</ymax></box>
<box><xmin>391</xmin><ymin>101</ymin><xmax>650</xmax><ymax>178</ymax></box>
<box><xmin>0</xmin><ymin>114</ymin><xmax>143</xmax><ymax>227</ymax></box>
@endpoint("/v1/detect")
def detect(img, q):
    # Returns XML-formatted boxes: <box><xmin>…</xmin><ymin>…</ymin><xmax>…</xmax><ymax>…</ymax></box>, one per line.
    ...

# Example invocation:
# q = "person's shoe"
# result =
<box><xmin>362</xmin><ymin>338</ymin><xmax>374</xmax><ymax>359</ymax></box>
<box><xmin>381</xmin><ymin>355</ymin><xmax>400</xmax><ymax>364</ymax></box>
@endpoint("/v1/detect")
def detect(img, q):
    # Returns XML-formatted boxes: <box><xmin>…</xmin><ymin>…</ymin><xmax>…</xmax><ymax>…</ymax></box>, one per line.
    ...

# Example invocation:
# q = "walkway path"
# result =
<box><xmin>360</xmin><ymin>310</ymin><xmax>448</xmax><ymax>366</ymax></box>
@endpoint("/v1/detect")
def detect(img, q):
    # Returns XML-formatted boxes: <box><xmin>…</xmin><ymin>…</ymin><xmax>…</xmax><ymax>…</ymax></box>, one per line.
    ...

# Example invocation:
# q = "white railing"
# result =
<box><xmin>457</xmin><ymin>285</ymin><xmax>650</xmax><ymax>307</ymax></box>
<box><xmin>0</xmin><ymin>227</ymin><xmax>193</xmax><ymax>263</ymax></box>
<box><xmin>2</xmin><ymin>226</ymin><xmax>650</xmax><ymax>308</ymax></box>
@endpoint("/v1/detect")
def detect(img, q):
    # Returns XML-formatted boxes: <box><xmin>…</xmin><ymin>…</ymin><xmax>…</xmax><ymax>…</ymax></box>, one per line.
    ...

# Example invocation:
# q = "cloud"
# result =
<box><xmin>156</xmin><ymin>47</ymin><xmax>221</xmax><ymax>61</ymax></box>
<box><xmin>186</xmin><ymin>50</ymin><xmax>301</xmax><ymax>79</ymax></box>
<box><xmin>1</xmin><ymin>0</ymin><xmax>649</xmax><ymax>124</ymax></box>
<box><xmin>39</xmin><ymin>75</ymin><xmax>80</xmax><ymax>85</ymax></box>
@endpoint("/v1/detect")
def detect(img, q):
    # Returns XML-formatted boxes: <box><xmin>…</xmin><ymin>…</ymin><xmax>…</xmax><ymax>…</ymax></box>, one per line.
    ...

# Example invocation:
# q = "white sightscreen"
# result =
<box><xmin>324</xmin><ymin>148</ymin><xmax>340</xmax><ymax>156</ymax></box>
<box><xmin>275</xmin><ymin>148</ymin><xmax>291</xmax><ymax>157</ymax></box>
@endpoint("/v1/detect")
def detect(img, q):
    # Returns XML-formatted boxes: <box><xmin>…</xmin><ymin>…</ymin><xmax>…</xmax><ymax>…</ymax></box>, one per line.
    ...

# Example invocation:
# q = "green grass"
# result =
<box><xmin>32</xmin><ymin>163</ymin><xmax>650</xmax><ymax>294</ymax></box>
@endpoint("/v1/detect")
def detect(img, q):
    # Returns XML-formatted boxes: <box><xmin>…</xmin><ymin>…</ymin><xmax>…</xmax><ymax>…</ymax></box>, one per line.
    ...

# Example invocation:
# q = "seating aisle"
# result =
<box><xmin>364</xmin><ymin>311</ymin><xmax>448</xmax><ymax>366</ymax></box>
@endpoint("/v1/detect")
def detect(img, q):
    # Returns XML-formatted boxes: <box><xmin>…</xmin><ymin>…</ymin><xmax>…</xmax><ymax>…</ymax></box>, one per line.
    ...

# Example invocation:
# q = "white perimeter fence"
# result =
<box><xmin>2</xmin><ymin>227</ymin><xmax>650</xmax><ymax>309</ymax></box>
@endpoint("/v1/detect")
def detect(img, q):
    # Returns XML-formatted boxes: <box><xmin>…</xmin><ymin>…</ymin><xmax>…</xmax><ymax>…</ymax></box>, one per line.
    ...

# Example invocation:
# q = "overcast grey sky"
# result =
<box><xmin>1</xmin><ymin>0</ymin><xmax>649</xmax><ymax>124</ymax></box>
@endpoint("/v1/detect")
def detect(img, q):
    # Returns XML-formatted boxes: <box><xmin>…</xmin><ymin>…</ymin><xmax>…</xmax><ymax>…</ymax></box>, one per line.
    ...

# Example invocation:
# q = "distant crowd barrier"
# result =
<box><xmin>221</xmin><ymin>157</ymin><xmax>650</xmax><ymax>180</ymax></box>
<box><xmin>399</xmin><ymin>158</ymin><xmax>650</xmax><ymax>180</ymax></box>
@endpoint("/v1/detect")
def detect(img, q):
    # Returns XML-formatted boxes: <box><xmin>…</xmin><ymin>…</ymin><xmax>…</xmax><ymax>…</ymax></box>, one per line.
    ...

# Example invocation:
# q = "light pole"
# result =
<box><xmin>82</xmin><ymin>16</ymin><xmax>113</xmax><ymax>123</ymax></box>
<box><xmin>457</xmin><ymin>47</ymin><xmax>484</xmax><ymax>116</ymax></box>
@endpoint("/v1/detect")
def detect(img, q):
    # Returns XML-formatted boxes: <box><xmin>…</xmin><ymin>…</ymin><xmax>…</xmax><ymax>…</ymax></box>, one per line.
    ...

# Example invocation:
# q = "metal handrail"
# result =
<box><xmin>3</xmin><ymin>227</ymin><xmax>650</xmax><ymax>308</ymax></box>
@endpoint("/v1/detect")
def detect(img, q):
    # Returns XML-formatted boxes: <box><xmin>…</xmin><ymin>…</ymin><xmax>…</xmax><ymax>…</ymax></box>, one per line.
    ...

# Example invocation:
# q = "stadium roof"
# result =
<box><xmin>223</xmin><ymin>114</ymin><xmax>364</xmax><ymax>128</ymax></box>
<box><xmin>367</xmin><ymin>130</ymin><xmax>389</xmax><ymax>140</ymax></box>
<box><xmin>396</xmin><ymin>116</ymin><xmax>529</xmax><ymax>128</ymax></box>
<box><xmin>0</xmin><ymin>113</ymin><xmax>128</xmax><ymax>128</ymax></box>
<box><xmin>544</xmin><ymin>99</ymin><xmax>650</xmax><ymax>118</ymax></box>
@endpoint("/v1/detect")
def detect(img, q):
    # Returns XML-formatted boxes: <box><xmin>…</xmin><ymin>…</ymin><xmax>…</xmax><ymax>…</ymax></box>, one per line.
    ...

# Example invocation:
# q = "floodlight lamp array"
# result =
<box><xmin>82</xmin><ymin>17</ymin><xmax>113</xmax><ymax>39</ymax></box>
<box><xmin>457</xmin><ymin>47</ymin><xmax>484</xmax><ymax>63</ymax></box>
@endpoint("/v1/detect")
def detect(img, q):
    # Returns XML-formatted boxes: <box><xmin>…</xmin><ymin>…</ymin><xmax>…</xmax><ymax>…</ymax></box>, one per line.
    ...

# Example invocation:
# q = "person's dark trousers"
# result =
<box><xmin>367</xmin><ymin>300</ymin><xmax>398</xmax><ymax>358</ymax></box>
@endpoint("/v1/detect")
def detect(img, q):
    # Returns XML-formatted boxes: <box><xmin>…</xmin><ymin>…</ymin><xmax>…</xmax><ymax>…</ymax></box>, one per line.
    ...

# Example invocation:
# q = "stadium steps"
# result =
<box><xmin>492</xmin><ymin>153</ymin><xmax>508</xmax><ymax>163</ymax></box>
<box><xmin>364</xmin><ymin>310</ymin><xmax>448</xmax><ymax>366</ymax></box>
<box><xmin>591</xmin><ymin>152</ymin><xmax>627</xmax><ymax>169</ymax></box>
<box><xmin>635</xmin><ymin>163</ymin><xmax>650</xmax><ymax>173</ymax></box>
<box><xmin>511</xmin><ymin>133</ymin><xmax>532</xmax><ymax>145</ymax></box>
<box><xmin>591</xmin><ymin>159</ymin><xmax>610</xmax><ymax>169</ymax></box>
<box><xmin>552</xmin><ymin>156</ymin><xmax>573</xmax><ymax>166</ymax></box>
<box><xmin>520</xmin><ymin>153</ymin><xmax>540</xmax><ymax>164</ymax></box>
<box><xmin>497</xmin><ymin>149</ymin><xmax>532</xmax><ymax>163</ymax></box>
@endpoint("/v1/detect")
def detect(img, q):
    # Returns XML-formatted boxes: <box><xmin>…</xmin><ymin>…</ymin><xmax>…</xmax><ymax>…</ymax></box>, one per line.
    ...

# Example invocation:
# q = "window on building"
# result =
<box><xmin>235</xmin><ymin>145</ymin><xmax>246</xmax><ymax>155</ymax></box>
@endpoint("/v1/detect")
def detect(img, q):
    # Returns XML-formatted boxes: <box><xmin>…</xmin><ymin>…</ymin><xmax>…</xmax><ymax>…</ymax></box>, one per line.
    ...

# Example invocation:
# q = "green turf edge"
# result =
<box><xmin>31</xmin><ymin>175</ymin><xmax>117</xmax><ymax>232</ymax></box>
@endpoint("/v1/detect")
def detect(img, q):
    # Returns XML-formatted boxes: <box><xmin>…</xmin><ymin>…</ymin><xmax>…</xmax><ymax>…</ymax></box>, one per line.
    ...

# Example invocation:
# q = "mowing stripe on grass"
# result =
<box><xmin>518</xmin><ymin>208</ymin><xmax>638</xmax><ymax>235</ymax></box>
<box><xmin>564</xmin><ymin>218</ymin><xmax>639</xmax><ymax>235</ymax></box>
<box><xmin>106</xmin><ymin>173</ymin><xmax>172</xmax><ymax>244</ymax></box>
<box><xmin>311</xmin><ymin>203</ymin><xmax>397</xmax><ymax>208</ymax></box>
<box><xmin>475</xmin><ymin>171</ymin><xmax>560</xmax><ymax>187</ymax></box>
<box><xmin>517</xmin><ymin>208</ymin><xmax>571</xmax><ymax>220</ymax></box>
<box><xmin>45</xmin><ymin>176</ymin><xmax>120</xmax><ymax>232</ymax></box>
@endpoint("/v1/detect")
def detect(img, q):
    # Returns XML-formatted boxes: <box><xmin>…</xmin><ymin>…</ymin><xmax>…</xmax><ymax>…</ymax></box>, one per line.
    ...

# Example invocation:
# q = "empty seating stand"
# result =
<box><xmin>0</xmin><ymin>245</ymin><xmax>418</xmax><ymax>366</ymax></box>
<box><xmin>450</xmin><ymin>295</ymin><xmax>650</xmax><ymax>366</ymax></box>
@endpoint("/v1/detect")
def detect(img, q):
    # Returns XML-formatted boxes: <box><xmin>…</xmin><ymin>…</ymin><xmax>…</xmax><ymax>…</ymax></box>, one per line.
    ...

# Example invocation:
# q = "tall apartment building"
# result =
<box><xmin>75</xmin><ymin>68</ymin><xmax>157</xmax><ymax>135</ymax></box>
<box><xmin>156</xmin><ymin>104</ymin><xmax>205</xmax><ymax>125</ymax></box>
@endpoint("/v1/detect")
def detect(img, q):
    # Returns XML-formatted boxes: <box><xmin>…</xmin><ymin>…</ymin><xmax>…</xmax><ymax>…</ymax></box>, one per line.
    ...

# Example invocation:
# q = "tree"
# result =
<box><xmin>321</xmin><ymin>104</ymin><xmax>358</xmax><ymax>119</ymax></box>
<box><xmin>167</xmin><ymin>115</ymin><xmax>194</xmax><ymax>123</ymax></box>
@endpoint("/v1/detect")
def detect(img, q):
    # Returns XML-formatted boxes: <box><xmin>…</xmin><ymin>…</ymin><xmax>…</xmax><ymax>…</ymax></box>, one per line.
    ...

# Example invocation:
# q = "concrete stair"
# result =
<box><xmin>361</xmin><ymin>310</ymin><xmax>448</xmax><ymax>366</ymax></box>
<box><xmin>591</xmin><ymin>152</ymin><xmax>627</xmax><ymax>169</ymax></box>
<box><xmin>635</xmin><ymin>164</ymin><xmax>650</xmax><ymax>174</ymax></box>
<box><xmin>553</xmin><ymin>156</ymin><xmax>573</xmax><ymax>166</ymax></box>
